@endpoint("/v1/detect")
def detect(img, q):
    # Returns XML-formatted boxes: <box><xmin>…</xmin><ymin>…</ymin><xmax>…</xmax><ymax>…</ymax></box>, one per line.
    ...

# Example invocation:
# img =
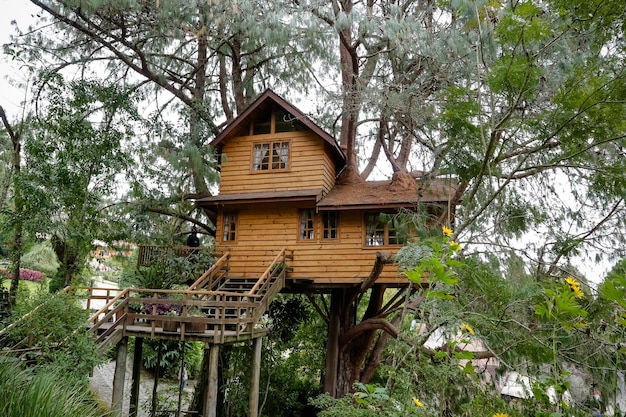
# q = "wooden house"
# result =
<box><xmin>196</xmin><ymin>90</ymin><xmax>457</xmax><ymax>290</ymax></box>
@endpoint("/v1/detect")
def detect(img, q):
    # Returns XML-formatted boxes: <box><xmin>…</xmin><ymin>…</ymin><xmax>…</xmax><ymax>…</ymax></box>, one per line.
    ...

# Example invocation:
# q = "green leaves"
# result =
<box><xmin>535</xmin><ymin>279</ymin><xmax>588</xmax><ymax>330</ymax></box>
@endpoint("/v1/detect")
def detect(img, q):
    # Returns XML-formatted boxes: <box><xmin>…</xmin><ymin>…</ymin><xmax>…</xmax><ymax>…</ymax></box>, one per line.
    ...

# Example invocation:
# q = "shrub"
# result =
<box><xmin>0</xmin><ymin>267</ymin><xmax>44</xmax><ymax>283</ymax></box>
<box><xmin>0</xmin><ymin>358</ymin><xmax>107</xmax><ymax>417</ymax></box>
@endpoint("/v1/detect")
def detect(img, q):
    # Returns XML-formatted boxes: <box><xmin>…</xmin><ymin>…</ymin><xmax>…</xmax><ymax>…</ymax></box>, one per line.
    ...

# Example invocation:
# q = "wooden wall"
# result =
<box><xmin>218</xmin><ymin>131</ymin><xmax>336</xmax><ymax>195</ymax></box>
<box><xmin>215</xmin><ymin>202</ymin><xmax>409</xmax><ymax>287</ymax></box>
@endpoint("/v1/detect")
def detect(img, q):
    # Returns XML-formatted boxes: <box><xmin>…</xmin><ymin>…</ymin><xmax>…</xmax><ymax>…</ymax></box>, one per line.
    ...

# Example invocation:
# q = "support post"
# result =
<box><xmin>249</xmin><ymin>337</ymin><xmax>263</xmax><ymax>417</ymax></box>
<box><xmin>324</xmin><ymin>290</ymin><xmax>342</xmax><ymax>396</ymax></box>
<box><xmin>112</xmin><ymin>337</ymin><xmax>128</xmax><ymax>416</ymax></box>
<box><xmin>129</xmin><ymin>337</ymin><xmax>143</xmax><ymax>417</ymax></box>
<box><xmin>203</xmin><ymin>344</ymin><xmax>220</xmax><ymax>417</ymax></box>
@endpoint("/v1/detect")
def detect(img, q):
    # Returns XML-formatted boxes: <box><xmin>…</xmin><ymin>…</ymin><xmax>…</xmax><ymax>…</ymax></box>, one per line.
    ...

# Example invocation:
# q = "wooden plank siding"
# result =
<box><xmin>215</xmin><ymin>202</ymin><xmax>410</xmax><ymax>287</ymax></box>
<box><xmin>218</xmin><ymin>131</ymin><xmax>336</xmax><ymax>195</ymax></box>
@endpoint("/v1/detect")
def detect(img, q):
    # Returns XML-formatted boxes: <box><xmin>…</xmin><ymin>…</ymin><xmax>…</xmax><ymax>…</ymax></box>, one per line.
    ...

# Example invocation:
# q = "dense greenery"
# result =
<box><xmin>1</xmin><ymin>0</ymin><xmax>626</xmax><ymax>415</ymax></box>
<box><xmin>0</xmin><ymin>358</ymin><xmax>109</xmax><ymax>417</ymax></box>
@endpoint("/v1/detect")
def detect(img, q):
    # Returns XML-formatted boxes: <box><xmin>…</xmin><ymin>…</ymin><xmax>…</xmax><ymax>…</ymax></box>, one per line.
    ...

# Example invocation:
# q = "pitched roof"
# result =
<box><xmin>316</xmin><ymin>177</ymin><xmax>458</xmax><ymax>210</ymax></box>
<box><xmin>210</xmin><ymin>89</ymin><xmax>345</xmax><ymax>169</ymax></box>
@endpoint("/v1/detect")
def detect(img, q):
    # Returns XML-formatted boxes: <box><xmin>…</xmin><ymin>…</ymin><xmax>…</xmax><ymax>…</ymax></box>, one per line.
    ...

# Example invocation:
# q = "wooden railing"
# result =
<box><xmin>249</xmin><ymin>248</ymin><xmax>289</xmax><ymax>323</ymax></box>
<box><xmin>87</xmin><ymin>288</ymin><xmax>263</xmax><ymax>345</ymax></box>
<box><xmin>137</xmin><ymin>245</ymin><xmax>212</xmax><ymax>268</ymax></box>
<box><xmin>1</xmin><ymin>249</ymin><xmax>289</xmax><ymax>353</ymax></box>
<box><xmin>249</xmin><ymin>248</ymin><xmax>287</xmax><ymax>296</ymax></box>
<box><xmin>188</xmin><ymin>251</ymin><xmax>230</xmax><ymax>291</ymax></box>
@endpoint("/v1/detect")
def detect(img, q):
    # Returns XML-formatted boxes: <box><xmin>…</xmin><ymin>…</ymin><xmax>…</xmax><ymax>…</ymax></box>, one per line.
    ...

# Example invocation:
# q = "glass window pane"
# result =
<box><xmin>365</xmin><ymin>214</ymin><xmax>384</xmax><ymax>246</ymax></box>
<box><xmin>272</xmin><ymin>142</ymin><xmax>289</xmax><ymax>169</ymax></box>
<box><xmin>223</xmin><ymin>212</ymin><xmax>237</xmax><ymax>241</ymax></box>
<box><xmin>253</xmin><ymin>143</ymin><xmax>270</xmax><ymax>170</ymax></box>
<box><xmin>299</xmin><ymin>209</ymin><xmax>315</xmax><ymax>240</ymax></box>
<box><xmin>323</xmin><ymin>211</ymin><xmax>338</xmax><ymax>239</ymax></box>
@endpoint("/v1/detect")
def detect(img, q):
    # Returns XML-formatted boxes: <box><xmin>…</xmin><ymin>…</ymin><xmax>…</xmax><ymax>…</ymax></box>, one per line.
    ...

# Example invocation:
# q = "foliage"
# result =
<box><xmin>4</xmin><ymin>290</ymin><xmax>104</xmax><ymax>378</ymax></box>
<box><xmin>120</xmin><ymin>250</ymin><xmax>214</xmax><ymax>290</ymax></box>
<box><xmin>139</xmin><ymin>339</ymin><xmax>204</xmax><ymax>379</ymax></box>
<box><xmin>0</xmin><ymin>357</ymin><xmax>109</xmax><ymax>417</ymax></box>
<box><xmin>141</xmin><ymin>384</ymin><xmax>191</xmax><ymax>417</ymax></box>
<box><xmin>205</xmin><ymin>295</ymin><xmax>325</xmax><ymax>417</ymax></box>
<box><xmin>20</xmin><ymin>240</ymin><xmax>59</xmax><ymax>276</ymax></box>
<box><xmin>0</xmin><ymin>267</ymin><xmax>44</xmax><ymax>282</ymax></box>
<box><xmin>14</xmin><ymin>74</ymin><xmax>139</xmax><ymax>291</ymax></box>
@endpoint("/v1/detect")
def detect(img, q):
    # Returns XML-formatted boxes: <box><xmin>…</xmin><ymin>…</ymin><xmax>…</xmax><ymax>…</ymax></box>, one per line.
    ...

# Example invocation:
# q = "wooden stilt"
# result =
<box><xmin>112</xmin><ymin>337</ymin><xmax>128</xmax><ymax>417</ymax></box>
<box><xmin>249</xmin><ymin>337</ymin><xmax>263</xmax><ymax>417</ymax></box>
<box><xmin>151</xmin><ymin>340</ymin><xmax>163</xmax><ymax>417</ymax></box>
<box><xmin>203</xmin><ymin>344</ymin><xmax>220</xmax><ymax>417</ymax></box>
<box><xmin>324</xmin><ymin>290</ymin><xmax>342</xmax><ymax>396</ymax></box>
<box><xmin>129</xmin><ymin>337</ymin><xmax>143</xmax><ymax>417</ymax></box>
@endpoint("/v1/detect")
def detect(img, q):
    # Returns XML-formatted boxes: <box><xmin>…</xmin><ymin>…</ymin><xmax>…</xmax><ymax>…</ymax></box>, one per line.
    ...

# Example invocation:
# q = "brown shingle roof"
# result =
<box><xmin>316</xmin><ymin>178</ymin><xmax>458</xmax><ymax>210</ymax></box>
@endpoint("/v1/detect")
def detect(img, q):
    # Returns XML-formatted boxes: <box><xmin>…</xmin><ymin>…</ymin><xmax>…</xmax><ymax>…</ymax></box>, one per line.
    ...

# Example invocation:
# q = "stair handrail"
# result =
<box><xmin>248</xmin><ymin>248</ymin><xmax>286</xmax><ymax>296</ymax></box>
<box><xmin>188</xmin><ymin>251</ymin><xmax>230</xmax><ymax>291</ymax></box>
<box><xmin>86</xmin><ymin>288</ymin><xmax>130</xmax><ymax>325</ymax></box>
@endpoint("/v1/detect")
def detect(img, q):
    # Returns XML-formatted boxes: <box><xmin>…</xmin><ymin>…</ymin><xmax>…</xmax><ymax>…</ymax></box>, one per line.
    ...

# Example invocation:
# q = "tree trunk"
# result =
<box><xmin>0</xmin><ymin>106</ymin><xmax>23</xmax><ymax>308</ymax></box>
<box><xmin>324</xmin><ymin>285</ymin><xmax>401</xmax><ymax>398</ymax></box>
<box><xmin>324</xmin><ymin>288</ymin><xmax>357</xmax><ymax>397</ymax></box>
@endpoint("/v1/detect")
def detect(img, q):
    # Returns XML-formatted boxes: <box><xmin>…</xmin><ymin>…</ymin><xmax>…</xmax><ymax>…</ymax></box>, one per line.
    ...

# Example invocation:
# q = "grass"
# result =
<box><xmin>1</xmin><ymin>278</ymin><xmax>43</xmax><ymax>293</ymax></box>
<box><xmin>0</xmin><ymin>358</ymin><xmax>109</xmax><ymax>417</ymax></box>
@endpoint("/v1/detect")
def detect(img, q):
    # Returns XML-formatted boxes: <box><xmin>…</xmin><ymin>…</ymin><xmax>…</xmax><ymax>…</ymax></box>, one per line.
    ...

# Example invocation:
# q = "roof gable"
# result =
<box><xmin>210</xmin><ymin>89</ymin><xmax>345</xmax><ymax>169</ymax></box>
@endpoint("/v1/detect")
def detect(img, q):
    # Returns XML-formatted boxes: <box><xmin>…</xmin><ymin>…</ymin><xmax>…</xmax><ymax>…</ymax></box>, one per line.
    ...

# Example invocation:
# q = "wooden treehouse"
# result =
<box><xmin>0</xmin><ymin>90</ymin><xmax>458</xmax><ymax>417</ymax></box>
<box><xmin>198</xmin><ymin>89</ymin><xmax>457</xmax><ymax>288</ymax></box>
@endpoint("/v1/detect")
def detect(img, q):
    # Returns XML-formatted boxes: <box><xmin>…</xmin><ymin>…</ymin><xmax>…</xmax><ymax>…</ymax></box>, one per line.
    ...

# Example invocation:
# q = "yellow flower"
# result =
<box><xmin>493</xmin><ymin>414</ymin><xmax>509</xmax><ymax>417</ymax></box>
<box><xmin>412</xmin><ymin>397</ymin><xmax>424</xmax><ymax>407</ymax></box>
<box><xmin>460</xmin><ymin>323</ymin><xmax>475</xmax><ymax>335</ymax></box>
<box><xmin>565</xmin><ymin>277</ymin><xmax>584</xmax><ymax>298</ymax></box>
<box><xmin>449</xmin><ymin>240</ymin><xmax>462</xmax><ymax>252</ymax></box>
<box><xmin>442</xmin><ymin>226</ymin><xmax>453</xmax><ymax>237</ymax></box>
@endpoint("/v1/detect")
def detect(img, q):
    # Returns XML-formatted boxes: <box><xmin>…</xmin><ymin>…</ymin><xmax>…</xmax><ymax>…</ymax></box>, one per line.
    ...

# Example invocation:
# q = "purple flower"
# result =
<box><xmin>0</xmin><ymin>268</ymin><xmax>44</xmax><ymax>283</ymax></box>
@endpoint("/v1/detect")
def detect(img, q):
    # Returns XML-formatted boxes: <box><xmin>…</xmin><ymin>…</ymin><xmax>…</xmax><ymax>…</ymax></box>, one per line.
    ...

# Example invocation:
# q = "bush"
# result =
<box><xmin>0</xmin><ymin>358</ymin><xmax>107</xmax><ymax>417</ymax></box>
<box><xmin>0</xmin><ymin>267</ymin><xmax>44</xmax><ymax>283</ymax></box>
<box><xmin>20</xmin><ymin>241</ymin><xmax>60</xmax><ymax>276</ymax></box>
<box><xmin>5</xmin><ymin>291</ymin><xmax>103</xmax><ymax>378</ymax></box>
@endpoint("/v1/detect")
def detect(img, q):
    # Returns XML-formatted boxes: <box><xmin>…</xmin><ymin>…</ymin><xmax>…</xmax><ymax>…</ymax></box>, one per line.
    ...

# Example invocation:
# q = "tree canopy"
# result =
<box><xmin>2</xmin><ymin>0</ymin><xmax>622</xmax><ymax>276</ymax></box>
<box><xmin>1</xmin><ymin>0</ymin><xmax>626</xmax><ymax>414</ymax></box>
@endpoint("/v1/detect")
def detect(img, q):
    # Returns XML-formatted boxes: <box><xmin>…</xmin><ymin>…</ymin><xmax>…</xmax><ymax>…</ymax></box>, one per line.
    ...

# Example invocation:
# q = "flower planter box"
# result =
<box><xmin>125</xmin><ymin>312</ymin><xmax>137</xmax><ymax>325</ymax></box>
<box><xmin>163</xmin><ymin>320</ymin><xmax>179</xmax><ymax>332</ymax></box>
<box><xmin>183</xmin><ymin>321</ymin><xmax>206</xmax><ymax>333</ymax></box>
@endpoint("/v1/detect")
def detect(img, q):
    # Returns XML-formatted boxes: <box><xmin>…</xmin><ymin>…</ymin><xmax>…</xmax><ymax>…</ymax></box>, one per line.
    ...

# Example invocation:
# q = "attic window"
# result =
<box><xmin>252</xmin><ymin>141</ymin><xmax>289</xmax><ymax>171</ymax></box>
<box><xmin>252</xmin><ymin>107</ymin><xmax>305</xmax><ymax>135</ymax></box>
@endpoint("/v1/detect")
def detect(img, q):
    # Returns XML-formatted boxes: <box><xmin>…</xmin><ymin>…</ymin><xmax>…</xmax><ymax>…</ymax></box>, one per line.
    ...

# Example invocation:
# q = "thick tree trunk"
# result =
<box><xmin>322</xmin><ymin>252</ymin><xmax>401</xmax><ymax>398</ymax></box>
<box><xmin>324</xmin><ymin>288</ymin><xmax>357</xmax><ymax>397</ymax></box>
<box><xmin>325</xmin><ymin>285</ymin><xmax>395</xmax><ymax>398</ymax></box>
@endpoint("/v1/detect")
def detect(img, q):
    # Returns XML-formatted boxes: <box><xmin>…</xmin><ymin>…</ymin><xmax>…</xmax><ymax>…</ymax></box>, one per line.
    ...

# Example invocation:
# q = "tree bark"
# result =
<box><xmin>0</xmin><ymin>106</ymin><xmax>23</xmax><ymax>308</ymax></box>
<box><xmin>323</xmin><ymin>253</ymin><xmax>402</xmax><ymax>397</ymax></box>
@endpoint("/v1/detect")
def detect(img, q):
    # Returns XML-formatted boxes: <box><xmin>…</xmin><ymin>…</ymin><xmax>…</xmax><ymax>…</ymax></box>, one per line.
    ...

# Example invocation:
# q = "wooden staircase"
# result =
<box><xmin>0</xmin><ymin>249</ymin><xmax>291</xmax><ymax>356</ymax></box>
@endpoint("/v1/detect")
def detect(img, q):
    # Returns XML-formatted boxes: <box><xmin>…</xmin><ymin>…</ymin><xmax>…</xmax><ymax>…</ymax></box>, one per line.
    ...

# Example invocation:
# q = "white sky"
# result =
<box><xmin>0</xmin><ymin>1</ymin><xmax>617</xmax><ymax>286</ymax></box>
<box><xmin>0</xmin><ymin>0</ymin><xmax>39</xmax><ymax>117</ymax></box>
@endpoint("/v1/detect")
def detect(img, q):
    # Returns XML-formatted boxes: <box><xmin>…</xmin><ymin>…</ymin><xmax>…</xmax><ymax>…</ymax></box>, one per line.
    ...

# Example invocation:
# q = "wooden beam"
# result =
<box><xmin>129</xmin><ymin>337</ymin><xmax>143</xmax><ymax>417</ymax></box>
<box><xmin>204</xmin><ymin>344</ymin><xmax>220</xmax><ymax>417</ymax></box>
<box><xmin>111</xmin><ymin>337</ymin><xmax>128</xmax><ymax>417</ymax></box>
<box><xmin>249</xmin><ymin>337</ymin><xmax>263</xmax><ymax>417</ymax></box>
